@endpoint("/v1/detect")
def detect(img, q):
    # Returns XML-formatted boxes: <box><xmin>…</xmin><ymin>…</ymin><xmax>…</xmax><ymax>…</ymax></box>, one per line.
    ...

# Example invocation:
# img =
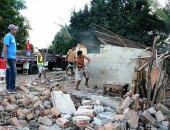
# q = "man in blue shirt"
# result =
<box><xmin>2</xmin><ymin>24</ymin><xmax>18</xmax><ymax>93</ymax></box>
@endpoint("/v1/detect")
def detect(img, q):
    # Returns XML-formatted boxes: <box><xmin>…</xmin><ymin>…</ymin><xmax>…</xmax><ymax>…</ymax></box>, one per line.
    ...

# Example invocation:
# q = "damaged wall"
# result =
<box><xmin>85</xmin><ymin>45</ymin><xmax>150</xmax><ymax>87</ymax></box>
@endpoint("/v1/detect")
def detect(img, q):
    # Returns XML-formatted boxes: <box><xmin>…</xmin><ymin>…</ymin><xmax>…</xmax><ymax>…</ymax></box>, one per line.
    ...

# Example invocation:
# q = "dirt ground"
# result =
<box><xmin>15</xmin><ymin>70</ymin><xmax>103</xmax><ymax>95</ymax></box>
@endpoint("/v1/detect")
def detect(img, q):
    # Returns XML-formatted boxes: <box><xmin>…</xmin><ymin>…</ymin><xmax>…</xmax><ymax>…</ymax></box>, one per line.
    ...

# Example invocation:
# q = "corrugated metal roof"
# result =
<box><xmin>92</xmin><ymin>23</ymin><xmax>147</xmax><ymax>49</ymax></box>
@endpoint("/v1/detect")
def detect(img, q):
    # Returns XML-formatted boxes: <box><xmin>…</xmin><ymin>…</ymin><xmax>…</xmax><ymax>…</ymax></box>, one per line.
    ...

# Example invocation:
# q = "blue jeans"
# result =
<box><xmin>26</xmin><ymin>50</ymin><xmax>31</xmax><ymax>56</ymax></box>
<box><xmin>6</xmin><ymin>58</ymin><xmax>16</xmax><ymax>90</ymax></box>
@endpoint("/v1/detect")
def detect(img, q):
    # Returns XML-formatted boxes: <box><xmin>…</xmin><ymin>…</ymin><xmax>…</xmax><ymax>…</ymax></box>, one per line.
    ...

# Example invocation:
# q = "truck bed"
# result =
<box><xmin>16</xmin><ymin>55</ymin><xmax>62</xmax><ymax>62</ymax></box>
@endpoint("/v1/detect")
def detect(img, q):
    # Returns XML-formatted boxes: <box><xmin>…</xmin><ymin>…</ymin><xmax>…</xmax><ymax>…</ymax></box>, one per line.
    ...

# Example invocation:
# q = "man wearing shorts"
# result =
<box><xmin>75</xmin><ymin>50</ymin><xmax>91</xmax><ymax>90</ymax></box>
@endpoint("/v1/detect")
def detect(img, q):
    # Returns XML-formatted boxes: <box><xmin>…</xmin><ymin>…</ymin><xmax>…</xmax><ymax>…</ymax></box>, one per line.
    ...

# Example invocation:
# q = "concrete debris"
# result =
<box><xmin>93</xmin><ymin>117</ymin><xmax>102</xmax><ymax>125</ymax></box>
<box><xmin>51</xmin><ymin>91</ymin><xmax>76</xmax><ymax>114</ymax></box>
<box><xmin>0</xmin><ymin>106</ymin><xmax>4</xmax><ymax>112</ymax></box>
<box><xmin>38</xmin><ymin>116</ymin><xmax>52</xmax><ymax>126</ymax></box>
<box><xmin>82</xmin><ymin>100</ymin><xmax>92</xmax><ymax>106</ymax></box>
<box><xmin>154</xmin><ymin>111</ymin><xmax>165</xmax><ymax>122</ymax></box>
<box><xmin>74</xmin><ymin>108</ymin><xmax>96</xmax><ymax>117</ymax></box>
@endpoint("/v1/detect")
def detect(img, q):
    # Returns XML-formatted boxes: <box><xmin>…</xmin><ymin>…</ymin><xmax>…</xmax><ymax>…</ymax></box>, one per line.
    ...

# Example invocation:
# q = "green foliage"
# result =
<box><xmin>69</xmin><ymin>0</ymin><xmax>169</xmax><ymax>47</ymax></box>
<box><xmin>0</xmin><ymin>0</ymin><xmax>29</xmax><ymax>50</ymax></box>
<box><xmin>50</xmin><ymin>26</ymin><xmax>75</xmax><ymax>54</ymax></box>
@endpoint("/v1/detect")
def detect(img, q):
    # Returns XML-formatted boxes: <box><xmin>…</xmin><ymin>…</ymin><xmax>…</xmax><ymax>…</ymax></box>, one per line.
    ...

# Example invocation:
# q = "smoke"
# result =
<box><xmin>76</xmin><ymin>29</ymin><xmax>101</xmax><ymax>54</ymax></box>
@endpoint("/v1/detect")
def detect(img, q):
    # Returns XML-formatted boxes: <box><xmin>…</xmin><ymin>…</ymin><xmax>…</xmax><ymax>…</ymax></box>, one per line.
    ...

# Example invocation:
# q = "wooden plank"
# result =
<box><xmin>51</xmin><ymin>91</ymin><xmax>76</xmax><ymax>114</ymax></box>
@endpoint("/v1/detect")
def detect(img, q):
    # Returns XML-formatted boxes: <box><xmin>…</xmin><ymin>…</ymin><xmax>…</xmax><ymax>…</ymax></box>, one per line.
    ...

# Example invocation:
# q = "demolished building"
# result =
<box><xmin>0</xmin><ymin>25</ymin><xmax>170</xmax><ymax>130</ymax></box>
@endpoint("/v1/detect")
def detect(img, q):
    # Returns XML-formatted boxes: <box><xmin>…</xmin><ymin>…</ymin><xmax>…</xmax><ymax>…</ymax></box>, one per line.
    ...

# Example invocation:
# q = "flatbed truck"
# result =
<box><xmin>16</xmin><ymin>51</ymin><xmax>67</xmax><ymax>74</ymax></box>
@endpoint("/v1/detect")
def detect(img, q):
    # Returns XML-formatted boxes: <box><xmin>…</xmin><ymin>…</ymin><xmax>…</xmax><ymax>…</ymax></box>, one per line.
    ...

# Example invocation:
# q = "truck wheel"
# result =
<box><xmin>29</xmin><ymin>64</ymin><xmax>38</xmax><ymax>74</ymax></box>
<box><xmin>48</xmin><ymin>62</ymin><xmax>54</xmax><ymax>70</ymax></box>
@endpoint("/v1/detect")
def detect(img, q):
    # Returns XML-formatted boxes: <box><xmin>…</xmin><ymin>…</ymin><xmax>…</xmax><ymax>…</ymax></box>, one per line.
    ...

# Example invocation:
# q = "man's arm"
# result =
<box><xmin>3</xmin><ymin>35</ymin><xmax>10</xmax><ymax>62</ymax></box>
<box><xmin>83</xmin><ymin>55</ymin><xmax>91</xmax><ymax>65</ymax></box>
<box><xmin>66</xmin><ymin>49</ymin><xmax>71</xmax><ymax>61</ymax></box>
<box><xmin>3</xmin><ymin>44</ymin><xmax>7</xmax><ymax>62</ymax></box>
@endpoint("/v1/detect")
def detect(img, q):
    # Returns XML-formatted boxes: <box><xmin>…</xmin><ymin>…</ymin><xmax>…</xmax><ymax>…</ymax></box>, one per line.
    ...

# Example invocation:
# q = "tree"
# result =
<box><xmin>150</xmin><ymin>0</ymin><xmax>170</xmax><ymax>52</ymax></box>
<box><xmin>50</xmin><ymin>26</ymin><xmax>75</xmax><ymax>54</ymax></box>
<box><xmin>0</xmin><ymin>0</ymin><xmax>30</xmax><ymax>50</ymax></box>
<box><xmin>69</xmin><ymin>0</ymin><xmax>169</xmax><ymax>47</ymax></box>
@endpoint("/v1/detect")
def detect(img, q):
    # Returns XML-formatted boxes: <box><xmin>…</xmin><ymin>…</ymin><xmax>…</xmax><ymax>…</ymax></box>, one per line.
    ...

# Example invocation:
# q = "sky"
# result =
<box><xmin>21</xmin><ymin>0</ymin><xmax>165</xmax><ymax>49</ymax></box>
<box><xmin>20</xmin><ymin>0</ymin><xmax>91</xmax><ymax>48</ymax></box>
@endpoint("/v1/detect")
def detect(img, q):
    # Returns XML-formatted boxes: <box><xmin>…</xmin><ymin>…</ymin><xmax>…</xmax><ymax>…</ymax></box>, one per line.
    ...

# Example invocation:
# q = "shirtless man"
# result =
<box><xmin>66</xmin><ymin>47</ymin><xmax>76</xmax><ymax>75</ymax></box>
<box><xmin>75</xmin><ymin>50</ymin><xmax>91</xmax><ymax>90</ymax></box>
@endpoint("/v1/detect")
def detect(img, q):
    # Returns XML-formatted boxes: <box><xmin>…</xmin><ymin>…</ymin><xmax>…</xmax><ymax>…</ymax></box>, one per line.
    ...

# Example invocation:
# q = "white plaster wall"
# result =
<box><xmin>86</xmin><ymin>45</ymin><xmax>150</xmax><ymax>88</ymax></box>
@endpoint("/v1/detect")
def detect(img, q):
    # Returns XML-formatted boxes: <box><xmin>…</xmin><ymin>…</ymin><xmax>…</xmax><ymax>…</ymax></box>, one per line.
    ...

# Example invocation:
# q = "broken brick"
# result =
<box><xmin>40</xmin><ymin>96</ymin><xmax>49</xmax><ymax>102</ymax></box>
<box><xmin>57</xmin><ymin>118</ymin><xmax>69</xmax><ymax>128</ymax></box>
<box><xmin>8</xmin><ymin>95</ymin><xmax>16</xmax><ymax>102</ymax></box>
<box><xmin>26</xmin><ymin>113</ymin><xmax>34</xmax><ymax>121</ymax></box>
<box><xmin>113</xmin><ymin>115</ymin><xmax>125</xmax><ymax>121</ymax></box>
<box><xmin>5</xmin><ymin>104</ymin><xmax>18</xmax><ymax>112</ymax></box>
<box><xmin>31</xmin><ymin>96</ymin><xmax>40</xmax><ymax>104</ymax></box>
<box><xmin>16</xmin><ymin>110</ymin><xmax>22</xmax><ymax>116</ymax></box>
<box><xmin>17</xmin><ymin>85</ymin><xmax>30</xmax><ymax>93</ymax></box>
<box><xmin>85</xmin><ymin>128</ymin><xmax>91</xmax><ymax>130</ymax></box>
<box><xmin>104</xmin><ymin>123</ymin><xmax>121</xmax><ymax>130</ymax></box>
<box><xmin>20</xmin><ymin>97</ymin><xmax>30</xmax><ymax>106</ymax></box>
<box><xmin>41</xmin><ymin>90</ymin><xmax>50</xmax><ymax>96</ymax></box>
<box><xmin>40</xmin><ymin>109</ymin><xmax>49</xmax><ymax>117</ymax></box>
<box><xmin>131</xmin><ymin>94</ymin><xmax>141</xmax><ymax>111</ymax></box>
<box><xmin>1</xmin><ymin>127</ymin><xmax>12</xmax><ymax>130</ymax></box>
<box><xmin>9</xmin><ymin>117</ymin><xmax>20</xmax><ymax>127</ymax></box>
<box><xmin>33</xmin><ymin>100</ymin><xmax>42</xmax><ymax>108</ymax></box>
<box><xmin>1</xmin><ymin>101</ymin><xmax>10</xmax><ymax>107</ymax></box>
<box><xmin>10</xmin><ymin>111</ymin><xmax>17</xmax><ymax>117</ymax></box>
<box><xmin>73</xmin><ymin>116</ymin><xmax>90</xmax><ymax>127</ymax></box>
<box><xmin>75</xmin><ymin>120</ymin><xmax>89</xmax><ymax>127</ymax></box>
<box><xmin>50</xmin><ymin>107</ymin><xmax>61</xmax><ymax>117</ymax></box>
<box><xmin>120</xmin><ymin>96</ymin><xmax>132</xmax><ymax>111</ymax></box>
<box><xmin>123</xmin><ymin>108</ymin><xmax>139</xmax><ymax>129</ymax></box>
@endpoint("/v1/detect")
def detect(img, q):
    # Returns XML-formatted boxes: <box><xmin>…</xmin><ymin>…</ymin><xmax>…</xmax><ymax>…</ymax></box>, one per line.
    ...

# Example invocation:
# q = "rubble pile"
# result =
<box><xmin>115</xmin><ymin>95</ymin><xmax>170</xmax><ymax>130</ymax></box>
<box><xmin>0</xmin><ymin>72</ymin><xmax>72</xmax><ymax>130</ymax></box>
<box><xmin>0</xmin><ymin>72</ymin><xmax>110</xmax><ymax>130</ymax></box>
<box><xmin>0</xmin><ymin>71</ymin><xmax>170</xmax><ymax>130</ymax></box>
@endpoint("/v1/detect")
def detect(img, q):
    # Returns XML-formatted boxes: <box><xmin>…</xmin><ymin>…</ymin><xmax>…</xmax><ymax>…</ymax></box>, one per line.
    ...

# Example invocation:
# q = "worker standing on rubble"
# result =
<box><xmin>2</xmin><ymin>24</ymin><xmax>18</xmax><ymax>93</ymax></box>
<box><xmin>75</xmin><ymin>50</ymin><xmax>91</xmax><ymax>90</ymax></box>
<box><xmin>37</xmin><ymin>51</ymin><xmax>46</xmax><ymax>79</ymax></box>
<box><xmin>66</xmin><ymin>47</ymin><xmax>76</xmax><ymax>75</ymax></box>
